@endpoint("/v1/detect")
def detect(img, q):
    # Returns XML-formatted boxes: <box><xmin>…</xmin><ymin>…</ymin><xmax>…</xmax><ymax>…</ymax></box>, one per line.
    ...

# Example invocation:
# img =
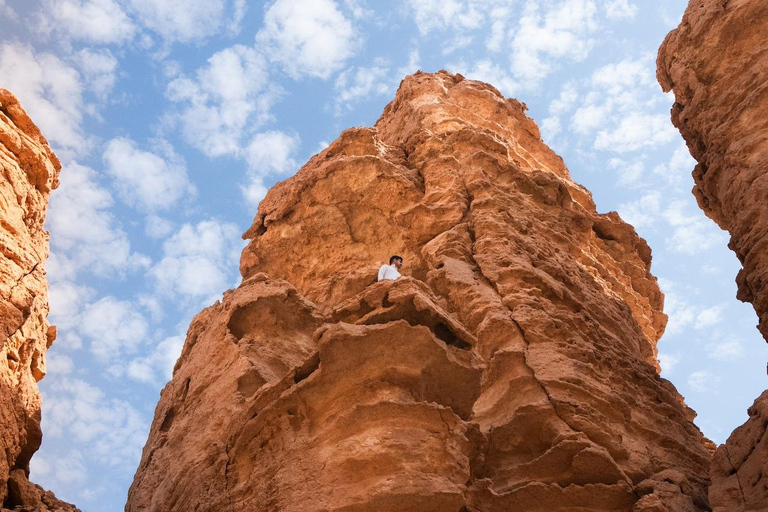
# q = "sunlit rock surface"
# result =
<box><xmin>0</xmin><ymin>90</ymin><xmax>78</xmax><ymax>512</ymax></box>
<box><xmin>658</xmin><ymin>1</ymin><xmax>768</xmax><ymax>510</ymax></box>
<box><xmin>127</xmin><ymin>71</ymin><xmax>712</xmax><ymax>512</ymax></box>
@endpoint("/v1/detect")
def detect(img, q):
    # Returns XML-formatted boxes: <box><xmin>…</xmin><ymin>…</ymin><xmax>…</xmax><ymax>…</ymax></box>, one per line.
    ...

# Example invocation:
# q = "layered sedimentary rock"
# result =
<box><xmin>658</xmin><ymin>1</ymin><xmax>768</xmax><ymax>510</ymax></box>
<box><xmin>0</xmin><ymin>90</ymin><xmax>77</xmax><ymax>512</ymax></box>
<box><xmin>128</xmin><ymin>71</ymin><xmax>712</xmax><ymax>512</ymax></box>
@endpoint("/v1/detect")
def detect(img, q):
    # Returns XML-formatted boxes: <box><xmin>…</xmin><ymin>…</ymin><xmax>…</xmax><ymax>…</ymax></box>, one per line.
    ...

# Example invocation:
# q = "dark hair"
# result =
<box><xmin>389</xmin><ymin>255</ymin><xmax>403</xmax><ymax>264</ymax></box>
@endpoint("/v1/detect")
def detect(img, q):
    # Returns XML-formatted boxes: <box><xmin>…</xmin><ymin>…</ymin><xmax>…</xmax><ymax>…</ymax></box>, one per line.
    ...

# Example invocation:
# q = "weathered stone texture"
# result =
<box><xmin>658</xmin><ymin>1</ymin><xmax>768</xmax><ymax>510</ymax></box>
<box><xmin>128</xmin><ymin>71</ymin><xmax>711</xmax><ymax>512</ymax></box>
<box><xmin>0</xmin><ymin>90</ymin><xmax>78</xmax><ymax>512</ymax></box>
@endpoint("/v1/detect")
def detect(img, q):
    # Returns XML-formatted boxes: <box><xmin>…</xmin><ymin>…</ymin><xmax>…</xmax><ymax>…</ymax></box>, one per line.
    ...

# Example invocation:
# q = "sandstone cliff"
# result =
<box><xmin>0</xmin><ymin>90</ymin><xmax>78</xmax><ymax>512</ymax></box>
<box><xmin>658</xmin><ymin>1</ymin><xmax>768</xmax><ymax>510</ymax></box>
<box><xmin>127</xmin><ymin>71</ymin><xmax>712</xmax><ymax>512</ymax></box>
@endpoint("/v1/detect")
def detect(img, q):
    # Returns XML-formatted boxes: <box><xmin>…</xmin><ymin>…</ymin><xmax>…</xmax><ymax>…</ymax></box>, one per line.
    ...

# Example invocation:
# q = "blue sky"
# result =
<box><xmin>1</xmin><ymin>1</ymin><xmax>766</xmax><ymax>511</ymax></box>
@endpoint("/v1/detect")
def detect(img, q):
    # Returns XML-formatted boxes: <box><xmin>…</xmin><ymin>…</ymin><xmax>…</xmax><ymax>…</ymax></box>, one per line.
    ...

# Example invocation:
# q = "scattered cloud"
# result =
<box><xmin>663</xmin><ymin>199</ymin><xmax>726</xmax><ymax>254</ymax></box>
<box><xmin>706</xmin><ymin>338</ymin><xmax>745</xmax><ymax>361</ymax></box>
<box><xmin>37</xmin><ymin>0</ymin><xmax>136</xmax><ymax>45</ymax></box>
<box><xmin>103</xmin><ymin>137</ymin><xmax>195</xmax><ymax>212</ymax></box>
<box><xmin>695</xmin><ymin>304</ymin><xmax>726</xmax><ymax>330</ymax></box>
<box><xmin>687</xmin><ymin>370</ymin><xmax>721</xmax><ymax>393</ymax></box>
<box><xmin>256</xmin><ymin>0</ymin><xmax>357</xmax><ymax>80</ymax></box>
<box><xmin>652</xmin><ymin>143</ymin><xmax>696</xmax><ymax>188</ymax></box>
<box><xmin>125</xmin><ymin>335</ymin><xmax>184</xmax><ymax>385</ymax></box>
<box><xmin>658</xmin><ymin>352</ymin><xmax>681</xmax><ymax>376</ymax></box>
<box><xmin>594</xmin><ymin>113</ymin><xmax>677</xmax><ymax>152</ymax></box>
<box><xmin>511</xmin><ymin>0</ymin><xmax>599</xmax><ymax>83</ymax></box>
<box><xmin>73</xmin><ymin>48</ymin><xmax>119</xmax><ymax>100</ymax></box>
<box><xmin>242</xmin><ymin>130</ymin><xmax>300</xmax><ymax>204</ymax></box>
<box><xmin>605</xmin><ymin>0</ymin><xmax>638</xmax><ymax>20</ymax></box>
<box><xmin>657</xmin><ymin>278</ymin><xmax>697</xmax><ymax>337</ymax></box>
<box><xmin>41</xmin><ymin>378</ymin><xmax>148</xmax><ymax>471</ymax></box>
<box><xmin>617</xmin><ymin>190</ymin><xmax>662</xmax><ymax>232</ymax></box>
<box><xmin>166</xmin><ymin>44</ymin><xmax>276</xmax><ymax>157</ymax></box>
<box><xmin>128</xmin><ymin>0</ymin><xmax>230</xmax><ymax>43</ymax></box>
<box><xmin>80</xmin><ymin>297</ymin><xmax>150</xmax><ymax>361</ymax></box>
<box><xmin>407</xmin><ymin>0</ymin><xmax>484</xmax><ymax>34</ymax></box>
<box><xmin>148</xmin><ymin>220</ymin><xmax>241</xmax><ymax>301</ymax></box>
<box><xmin>145</xmin><ymin>214</ymin><xmax>175</xmax><ymax>239</ymax></box>
<box><xmin>334</xmin><ymin>64</ymin><xmax>392</xmax><ymax>114</ymax></box>
<box><xmin>48</xmin><ymin>163</ymin><xmax>150</xmax><ymax>277</ymax></box>
<box><xmin>0</xmin><ymin>43</ymin><xmax>88</xmax><ymax>156</ymax></box>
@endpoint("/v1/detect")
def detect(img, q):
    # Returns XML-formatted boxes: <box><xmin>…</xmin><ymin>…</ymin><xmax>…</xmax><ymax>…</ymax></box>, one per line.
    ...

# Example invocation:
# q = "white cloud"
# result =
<box><xmin>145</xmin><ymin>214</ymin><xmax>175</xmax><ymax>239</ymax></box>
<box><xmin>48</xmin><ymin>162</ymin><xmax>150</xmax><ymax>277</ymax></box>
<box><xmin>126</xmin><ymin>335</ymin><xmax>184</xmax><ymax>385</ymax></box>
<box><xmin>103</xmin><ymin>137</ymin><xmax>195</xmax><ymax>211</ymax></box>
<box><xmin>256</xmin><ymin>0</ymin><xmax>357</xmax><ymax>80</ymax></box>
<box><xmin>457</xmin><ymin>59</ymin><xmax>520</xmax><ymax>96</ymax></box>
<box><xmin>334</xmin><ymin>65</ymin><xmax>392</xmax><ymax>114</ymax></box>
<box><xmin>80</xmin><ymin>297</ymin><xmax>149</xmax><ymax>361</ymax></box>
<box><xmin>652</xmin><ymin>143</ymin><xmax>696</xmax><ymax>188</ymax></box>
<box><xmin>706</xmin><ymin>338</ymin><xmax>745</xmax><ymax>361</ymax></box>
<box><xmin>663</xmin><ymin>199</ymin><xmax>726</xmax><ymax>254</ymax></box>
<box><xmin>658</xmin><ymin>278</ymin><xmax>698</xmax><ymax>337</ymax></box>
<box><xmin>407</xmin><ymin>0</ymin><xmax>483</xmax><ymax>34</ymax></box>
<box><xmin>243</xmin><ymin>131</ymin><xmax>300</xmax><ymax>204</ymax></box>
<box><xmin>486</xmin><ymin>7</ymin><xmax>512</xmax><ymax>52</ymax></box>
<box><xmin>0</xmin><ymin>43</ymin><xmax>87</xmax><ymax>155</ymax></box>
<box><xmin>617</xmin><ymin>190</ymin><xmax>662</xmax><ymax>232</ymax></box>
<box><xmin>74</xmin><ymin>48</ymin><xmax>119</xmax><ymax>100</ymax></box>
<box><xmin>38</xmin><ymin>0</ymin><xmax>136</xmax><ymax>45</ymax></box>
<box><xmin>45</xmin><ymin>352</ymin><xmax>75</xmax><ymax>375</ymax></box>
<box><xmin>41</xmin><ymin>378</ymin><xmax>148</xmax><ymax>471</ymax></box>
<box><xmin>0</xmin><ymin>0</ymin><xmax>18</xmax><ymax>19</ymax></box>
<box><xmin>128</xmin><ymin>0</ymin><xmax>227</xmax><ymax>43</ymax></box>
<box><xmin>658</xmin><ymin>352</ymin><xmax>681</xmax><ymax>376</ymax></box>
<box><xmin>605</xmin><ymin>0</ymin><xmax>638</xmax><ymax>20</ymax></box>
<box><xmin>511</xmin><ymin>0</ymin><xmax>598</xmax><ymax>83</ymax></box>
<box><xmin>687</xmin><ymin>370</ymin><xmax>720</xmax><ymax>393</ymax></box>
<box><xmin>148</xmin><ymin>220</ymin><xmax>241</xmax><ymax>300</ymax></box>
<box><xmin>594</xmin><ymin>113</ymin><xmax>677</xmax><ymax>152</ymax></box>
<box><xmin>31</xmin><ymin>452</ymin><xmax>88</xmax><ymax>486</ymax></box>
<box><xmin>608</xmin><ymin>158</ymin><xmax>644</xmax><ymax>187</ymax></box>
<box><xmin>166</xmin><ymin>44</ymin><xmax>275</xmax><ymax>157</ymax></box>
<box><xmin>49</xmin><ymin>279</ymin><xmax>95</xmax><ymax>332</ymax></box>
<box><xmin>695</xmin><ymin>305</ymin><xmax>726</xmax><ymax>330</ymax></box>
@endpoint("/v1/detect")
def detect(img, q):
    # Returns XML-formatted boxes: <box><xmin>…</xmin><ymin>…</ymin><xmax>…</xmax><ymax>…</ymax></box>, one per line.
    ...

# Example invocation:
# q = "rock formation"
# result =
<box><xmin>0</xmin><ymin>90</ymin><xmax>78</xmax><ymax>512</ymax></box>
<box><xmin>127</xmin><ymin>71</ymin><xmax>713</xmax><ymax>512</ymax></box>
<box><xmin>658</xmin><ymin>1</ymin><xmax>768</xmax><ymax>510</ymax></box>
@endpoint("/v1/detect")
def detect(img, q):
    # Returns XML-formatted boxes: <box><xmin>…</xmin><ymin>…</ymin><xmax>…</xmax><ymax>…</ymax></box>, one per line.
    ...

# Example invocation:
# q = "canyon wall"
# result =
<box><xmin>0</xmin><ymin>90</ymin><xmax>77</xmax><ymax>512</ymax></box>
<box><xmin>658</xmin><ymin>1</ymin><xmax>768</xmax><ymax>510</ymax></box>
<box><xmin>127</xmin><ymin>71</ymin><xmax>712</xmax><ymax>512</ymax></box>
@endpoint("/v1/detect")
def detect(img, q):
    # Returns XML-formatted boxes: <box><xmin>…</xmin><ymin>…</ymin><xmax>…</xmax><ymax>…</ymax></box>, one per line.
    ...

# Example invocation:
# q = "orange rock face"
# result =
<box><xmin>0</xmin><ymin>90</ymin><xmax>78</xmax><ymax>511</ymax></box>
<box><xmin>658</xmin><ymin>2</ymin><xmax>768</xmax><ymax>510</ymax></box>
<box><xmin>128</xmin><ymin>71</ymin><xmax>712</xmax><ymax>511</ymax></box>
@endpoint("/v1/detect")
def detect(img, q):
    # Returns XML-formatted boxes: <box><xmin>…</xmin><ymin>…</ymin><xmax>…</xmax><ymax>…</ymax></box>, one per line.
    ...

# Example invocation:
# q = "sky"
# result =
<box><xmin>1</xmin><ymin>1</ymin><xmax>766</xmax><ymax>511</ymax></box>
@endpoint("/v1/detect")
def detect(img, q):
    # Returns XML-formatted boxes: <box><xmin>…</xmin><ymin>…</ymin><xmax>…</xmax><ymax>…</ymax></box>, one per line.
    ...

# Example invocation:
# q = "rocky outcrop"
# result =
<box><xmin>658</xmin><ymin>1</ymin><xmax>768</xmax><ymax>510</ymax></box>
<box><xmin>0</xmin><ymin>90</ymin><xmax>77</xmax><ymax>512</ymax></box>
<box><xmin>128</xmin><ymin>71</ymin><xmax>712</xmax><ymax>512</ymax></box>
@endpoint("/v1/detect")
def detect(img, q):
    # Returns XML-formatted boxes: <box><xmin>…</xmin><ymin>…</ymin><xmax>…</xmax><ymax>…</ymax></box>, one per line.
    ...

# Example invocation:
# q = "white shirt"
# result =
<box><xmin>377</xmin><ymin>264</ymin><xmax>401</xmax><ymax>281</ymax></box>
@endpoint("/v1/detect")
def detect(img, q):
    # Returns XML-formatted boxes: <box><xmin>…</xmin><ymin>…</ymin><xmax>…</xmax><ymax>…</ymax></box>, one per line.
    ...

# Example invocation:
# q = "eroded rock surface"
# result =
<box><xmin>128</xmin><ymin>71</ymin><xmax>711</xmax><ymax>512</ymax></box>
<box><xmin>0</xmin><ymin>90</ymin><xmax>78</xmax><ymax>511</ymax></box>
<box><xmin>659</xmin><ymin>2</ymin><xmax>768</xmax><ymax>510</ymax></box>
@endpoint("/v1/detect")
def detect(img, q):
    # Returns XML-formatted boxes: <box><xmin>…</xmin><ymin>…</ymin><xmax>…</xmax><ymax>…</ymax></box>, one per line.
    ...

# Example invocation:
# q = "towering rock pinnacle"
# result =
<box><xmin>0</xmin><ymin>90</ymin><xmax>77</xmax><ymax>511</ymax></box>
<box><xmin>128</xmin><ymin>71</ymin><xmax>711</xmax><ymax>512</ymax></box>
<box><xmin>658</xmin><ymin>1</ymin><xmax>768</xmax><ymax>510</ymax></box>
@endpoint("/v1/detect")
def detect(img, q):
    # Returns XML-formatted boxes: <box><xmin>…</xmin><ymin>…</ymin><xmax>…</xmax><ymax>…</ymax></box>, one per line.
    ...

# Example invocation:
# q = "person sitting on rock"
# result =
<box><xmin>378</xmin><ymin>255</ymin><xmax>403</xmax><ymax>281</ymax></box>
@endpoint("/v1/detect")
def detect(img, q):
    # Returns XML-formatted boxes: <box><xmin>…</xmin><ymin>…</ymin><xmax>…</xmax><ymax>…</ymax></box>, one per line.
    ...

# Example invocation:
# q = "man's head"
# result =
<box><xmin>389</xmin><ymin>255</ymin><xmax>403</xmax><ymax>269</ymax></box>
